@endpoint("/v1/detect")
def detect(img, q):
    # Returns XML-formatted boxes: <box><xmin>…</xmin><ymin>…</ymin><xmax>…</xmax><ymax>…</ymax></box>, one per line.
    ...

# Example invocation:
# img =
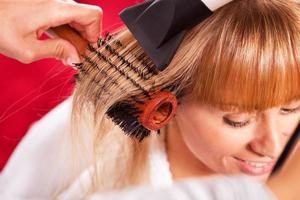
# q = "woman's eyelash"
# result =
<box><xmin>280</xmin><ymin>106</ymin><xmax>300</xmax><ymax>114</ymax></box>
<box><xmin>223</xmin><ymin>117</ymin><xmax>250</xmax><ymax>128</ymax></box>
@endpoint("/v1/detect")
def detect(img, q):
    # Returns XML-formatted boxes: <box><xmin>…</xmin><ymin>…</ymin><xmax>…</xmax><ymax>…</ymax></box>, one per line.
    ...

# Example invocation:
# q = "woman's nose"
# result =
<box><xmin>249</xmin><ymin>118</ymin><xmax>282</xmax><ymax>159</ymax></box>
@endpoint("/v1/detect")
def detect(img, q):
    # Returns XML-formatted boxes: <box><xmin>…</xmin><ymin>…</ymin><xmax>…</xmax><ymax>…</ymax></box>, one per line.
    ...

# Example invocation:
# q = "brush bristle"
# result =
<box><xmin>76</xmin><ymin>32</ymin><xmax>170</xmax><ymax>141</ymax></box>
<box><xmin>106</xmin><ymin>101</ymin><xmax>150</xmax><ymax>141</ymax></box>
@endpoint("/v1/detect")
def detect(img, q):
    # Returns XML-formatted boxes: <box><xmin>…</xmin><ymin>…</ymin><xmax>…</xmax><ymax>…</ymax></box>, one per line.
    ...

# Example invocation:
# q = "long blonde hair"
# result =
<box><xmin>70</xmin><ymin>0</ymin><xmax>300</xmax><ymax>194</ymax></box>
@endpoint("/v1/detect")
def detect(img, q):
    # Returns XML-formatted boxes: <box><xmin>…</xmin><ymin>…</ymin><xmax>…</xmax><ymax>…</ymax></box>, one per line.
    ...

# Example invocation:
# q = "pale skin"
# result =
<box><xmin>0</xmin><ymin>0</ymin><xmax>102</xmax><ymax>66</ymax></box>
<box><xmin>167</xmin><ymin>98</ymin><xmax>300</xmax><ymax>181</ymax></box>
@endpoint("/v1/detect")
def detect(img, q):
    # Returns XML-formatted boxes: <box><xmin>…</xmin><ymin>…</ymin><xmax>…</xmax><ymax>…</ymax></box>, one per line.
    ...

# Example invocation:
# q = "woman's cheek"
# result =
<box><xmin>187</xmin><ymin>125</ymin><xmax>250</xmax><ymax>158</ymax></box>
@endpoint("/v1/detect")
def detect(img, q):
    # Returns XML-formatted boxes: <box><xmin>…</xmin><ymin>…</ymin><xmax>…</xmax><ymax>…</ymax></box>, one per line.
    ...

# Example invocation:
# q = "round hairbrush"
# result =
<box><xmin>50</xmin><ymin>25</ymin><xmax>178</xmax><ymax>141</ymax></box>
<box><xmin>106</xmin><ymin>90</ymin><xmax>178</xmax><ymax>141</ymax></box>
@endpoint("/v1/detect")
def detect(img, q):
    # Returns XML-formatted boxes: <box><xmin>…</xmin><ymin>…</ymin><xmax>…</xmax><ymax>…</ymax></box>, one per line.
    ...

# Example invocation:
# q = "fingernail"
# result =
<box><xmin>66</xmin><ymin>56</ymin><xmax>81</xmax><ymax>68</ymax></box>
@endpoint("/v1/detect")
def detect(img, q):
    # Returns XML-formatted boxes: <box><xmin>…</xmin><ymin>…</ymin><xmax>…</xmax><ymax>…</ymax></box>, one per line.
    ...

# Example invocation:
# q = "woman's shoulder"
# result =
<box><xmin>0</xmin><ymin>97</ymin><xmax>75</xmax><ymax>199</ymax></box>
<box><xmin>30</xmin><ymin>96</ymin><xmax>73</xmax><ymax>133</ymax></box>
<box><xmin>7</xmin><ymin>96</ymin><xmax>73</xmax><ymax>162</ymax></box>
<box><xmin>148</xmin><ymin>132</ymin><xmax>173</xmax><ymax>187</ymax></box>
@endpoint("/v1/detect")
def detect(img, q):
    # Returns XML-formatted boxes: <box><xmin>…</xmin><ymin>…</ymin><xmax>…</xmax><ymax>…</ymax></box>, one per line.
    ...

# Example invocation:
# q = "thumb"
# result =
<box><xmin>31</xmin><ymin>38</ymin><xmax>81</xmax><ymax>66</ymax></box>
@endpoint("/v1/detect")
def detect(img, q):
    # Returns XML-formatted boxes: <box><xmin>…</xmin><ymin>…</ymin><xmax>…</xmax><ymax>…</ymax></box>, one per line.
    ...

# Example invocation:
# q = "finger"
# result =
<box><xmin>21</xmin><ymin>38</ymin><xmax>81</xmax><ymax>66</ymax></box>
<box><xmin>37</xmin><ymin>1</ymin><xmax>103</xmax><ymax>43</ymax></box>
<box><xmin>69</xmin><ymin>19</ymin><xmax>102</xmax><ymax>42</ymax></box>
<box><xmin>65</xmin><ymin>3</ymin><xmax>103</xmax><ymax>42</ymax></box>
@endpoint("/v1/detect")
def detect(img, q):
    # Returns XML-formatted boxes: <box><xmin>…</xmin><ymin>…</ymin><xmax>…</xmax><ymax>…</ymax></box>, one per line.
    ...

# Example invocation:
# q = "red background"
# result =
<box><xmin>0</xmin><ymin>0</ymin><xmax>143</xmax><ymax>171</ymax></box>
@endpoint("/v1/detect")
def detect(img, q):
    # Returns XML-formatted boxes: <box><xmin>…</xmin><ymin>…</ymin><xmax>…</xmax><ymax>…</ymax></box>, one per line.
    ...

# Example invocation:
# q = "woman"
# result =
<box><xmin>1</xmin><ymin>0</ymin><xmax>300</xmax><ymax>199</ymax></box>
<box><xmin>70</xmin><ymin>0</ymin><xmax>300</xmax><ymax>192</ymax></box>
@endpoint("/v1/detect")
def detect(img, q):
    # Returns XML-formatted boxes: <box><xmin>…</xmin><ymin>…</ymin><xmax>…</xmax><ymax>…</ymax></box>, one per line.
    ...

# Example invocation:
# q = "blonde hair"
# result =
<box><xmin>70</xmin><ymin>0</ymin><xmax>300</xmax><ymax>195</ymax></box>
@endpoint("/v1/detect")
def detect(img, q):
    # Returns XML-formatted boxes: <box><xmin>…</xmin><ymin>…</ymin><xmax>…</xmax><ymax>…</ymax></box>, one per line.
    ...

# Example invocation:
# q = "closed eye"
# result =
<box><xmin>223</xmin><ymin>117</ymin><xmax>250</xmax><ymax>128</ymax></box>
<box><xmin>280</xmin><ymin>100</ymin><xmax>300</xmax><ymax>115</ymax></box>
<box><xmin>280</xmin><ymin>105</ymin><xmax>300</xmax><ymax>115</ymax></box>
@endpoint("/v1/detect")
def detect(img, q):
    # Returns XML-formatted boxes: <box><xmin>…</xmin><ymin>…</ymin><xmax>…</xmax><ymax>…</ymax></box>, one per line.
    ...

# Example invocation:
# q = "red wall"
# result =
<box><xmin>0</xmin><ymin>0</ymin><xmax>143</xmax><ymax>171</ymax></box>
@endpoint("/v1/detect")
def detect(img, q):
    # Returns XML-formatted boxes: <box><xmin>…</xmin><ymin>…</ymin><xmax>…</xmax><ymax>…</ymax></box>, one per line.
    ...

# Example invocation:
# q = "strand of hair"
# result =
<box><xmin>97</xmin><ymin>36</ymin><xmax>158</xmax><ymax>77</ymax></box>
<box><xmin>87</xmin><ymin>44</ymin><xmax>151</xmax><ymax>98</ymax></box>
<box><xmin>96</xmin><ymin>38</ymin><xmax>155</xmax><ymax>80</ymax></box>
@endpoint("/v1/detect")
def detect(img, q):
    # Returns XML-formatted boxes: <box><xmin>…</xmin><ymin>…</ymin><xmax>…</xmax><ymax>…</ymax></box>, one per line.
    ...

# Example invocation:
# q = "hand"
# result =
<box><xmin>0</xmin><ymin>0</ymin><xmax>102</xmax><ymax>66</ymax></box>
<box><xmin>267</xmin><ymin>141</ymin><xmax>300</xmax><ymax>200</ymax></box>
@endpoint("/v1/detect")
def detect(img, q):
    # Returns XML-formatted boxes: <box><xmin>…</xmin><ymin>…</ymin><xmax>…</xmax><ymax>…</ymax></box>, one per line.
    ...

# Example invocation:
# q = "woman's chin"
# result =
<box><xmin>253</xmin><ymin>173</ymin><xmax>270</xmax><ymax>182</ymax></box>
